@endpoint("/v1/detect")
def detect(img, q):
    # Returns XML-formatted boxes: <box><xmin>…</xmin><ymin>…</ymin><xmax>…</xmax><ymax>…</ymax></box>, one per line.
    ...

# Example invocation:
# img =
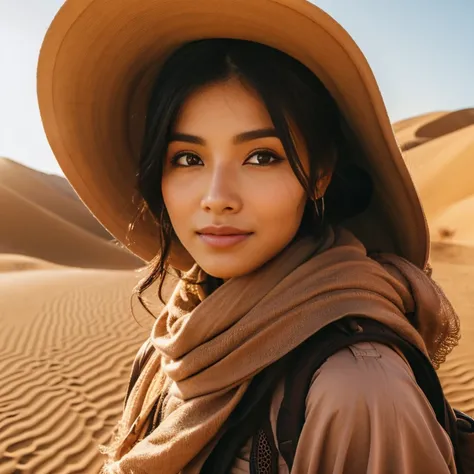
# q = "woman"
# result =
<box><xmin>37</xmin><ymin>1</ymin><xmax>462</xmax><ymax>473</ymax></box>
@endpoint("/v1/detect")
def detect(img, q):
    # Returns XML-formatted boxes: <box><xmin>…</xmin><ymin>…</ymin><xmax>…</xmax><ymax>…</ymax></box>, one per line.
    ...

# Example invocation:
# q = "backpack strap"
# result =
<box><xmin>276</xmin><ymin>316</ymin><xmax>464</xmax><ymax>473</ymax></box>
<box><xmin>201</xmin><ymin>354</ymin><xmax>292</xmax><ymax>474</ymax></box>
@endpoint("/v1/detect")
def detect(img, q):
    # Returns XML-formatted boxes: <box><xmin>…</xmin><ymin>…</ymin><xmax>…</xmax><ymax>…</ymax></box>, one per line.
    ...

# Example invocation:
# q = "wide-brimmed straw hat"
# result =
<box><xmin>37</xmin><ymin>0</ymin><xmax>430</xmax><ymax>270</ymax></box>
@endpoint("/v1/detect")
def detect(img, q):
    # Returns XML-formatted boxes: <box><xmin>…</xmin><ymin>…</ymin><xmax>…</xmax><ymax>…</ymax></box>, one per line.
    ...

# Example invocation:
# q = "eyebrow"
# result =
<box><xmin>169</xmin><ymin>128</ymin><xmax>279</xmax><ymax>145</ymax></box>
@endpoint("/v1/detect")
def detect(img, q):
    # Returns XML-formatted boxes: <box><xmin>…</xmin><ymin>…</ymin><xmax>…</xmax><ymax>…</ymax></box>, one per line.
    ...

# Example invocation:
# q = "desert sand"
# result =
<box><xmin>0</xmin><ymin>159</ymin><xmax>142</xmax><ymax>270</ymax></box>
<box><xmin>0</xmin><ymin>109</ymin><xmax>473</xmax><ymax>473</ymax></box>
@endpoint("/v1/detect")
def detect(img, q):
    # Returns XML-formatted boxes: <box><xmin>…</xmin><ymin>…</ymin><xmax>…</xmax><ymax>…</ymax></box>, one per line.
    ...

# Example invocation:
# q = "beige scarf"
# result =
<box><xmin>101</xmin><ymin>226</ymin><xmax>459</xmax><ymax>474</ymax></box>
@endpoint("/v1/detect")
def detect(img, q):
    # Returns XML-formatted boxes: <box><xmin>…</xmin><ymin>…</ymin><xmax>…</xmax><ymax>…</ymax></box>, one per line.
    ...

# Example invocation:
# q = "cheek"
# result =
<box><xmin>161</xmin><ymin>176</ymin><xmax>193</xmax><ymax>226</ymax></box>
<box><xmin>252</xmin><ymin>176</ymin><xmax>307</xmax><ymax>224</ymax></box>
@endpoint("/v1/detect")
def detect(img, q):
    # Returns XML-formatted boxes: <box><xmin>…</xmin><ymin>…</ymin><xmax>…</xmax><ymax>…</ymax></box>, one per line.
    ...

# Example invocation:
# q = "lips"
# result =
<box><xmin>197</xmin><ymin>225</ymin><xmax>252</xmax><ymax>236</ymax></box>
<box><xmin>198</xmin><ymin>233</ymin><xmax>252</xmax><ymax>248</ymax></box>
<box><xmin>196</xmin><ymin>226</ymin><xmax>253</xmax><ymax>248</ymax></box>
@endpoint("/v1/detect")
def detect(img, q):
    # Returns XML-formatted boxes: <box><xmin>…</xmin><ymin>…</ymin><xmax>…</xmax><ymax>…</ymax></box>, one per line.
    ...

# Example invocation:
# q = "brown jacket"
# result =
<box><xmin>231</xmin><ymin>342</ymin><xmax>456</xmax><ymax>473</ymax></box>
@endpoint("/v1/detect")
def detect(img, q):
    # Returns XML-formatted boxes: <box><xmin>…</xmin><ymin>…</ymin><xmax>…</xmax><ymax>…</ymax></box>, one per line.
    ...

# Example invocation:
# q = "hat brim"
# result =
<box><xmin>37</xmin><ymin>0</ymin><xmax>429</xmax><ymax>269</ymax></box>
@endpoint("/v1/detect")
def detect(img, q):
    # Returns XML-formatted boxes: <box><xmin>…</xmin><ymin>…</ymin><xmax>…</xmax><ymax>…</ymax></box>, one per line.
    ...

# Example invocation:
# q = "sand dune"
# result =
<box><xmin>417</xmin><ymin>109</ymin><xmax>474</xmax><ymax>141</ymax></box>
<box><xmin>0</xmin><ymin>254</ymin><xmax>63</xmax><ymax>272</ymax></box>
<box><xmin>0</xmin><ymin>159</ymin><xmax>110</xmax><ymax>240</ymax></box>
<box><xmin>0</xmin><ymin>108</ymin><xmax>473</xmax><ymax>473</ymax></box>
<box><xmin>0</xmin><ymin>158</ymin><xmax>142</xmax><ymax>270</ymax></box>
<box><xmin>395</xmin><ymin>108</ymin><xmax>474</xmax><ymax>151</ymax></box>
<box><xmin>400</xmin><ymin>108</ymin><xmax>474</xmax><ymax>246</ymax></box>
<box><xmin>393</xmin><ymin>110</ymin><xmax>446</xmax><ymax>151</ymax></box>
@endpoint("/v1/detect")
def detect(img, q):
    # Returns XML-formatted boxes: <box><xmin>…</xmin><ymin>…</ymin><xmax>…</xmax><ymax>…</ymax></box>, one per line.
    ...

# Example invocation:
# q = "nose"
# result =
<box><xmin>200</xmin><ymin>167</ymin><xmax>242</xmax><ymax>215</ymax></box>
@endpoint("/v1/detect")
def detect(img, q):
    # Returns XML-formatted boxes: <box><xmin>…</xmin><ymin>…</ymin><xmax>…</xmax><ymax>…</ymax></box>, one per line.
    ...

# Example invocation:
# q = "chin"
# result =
<box><xmin>200</xmin><ymin>265</ymin><xmax>248</xmax><ymax>280</ymax></box>
<box><xmin>197</xmin><ymin>257</ymin><xmax>261</xmax><ymax>280</ymax></box>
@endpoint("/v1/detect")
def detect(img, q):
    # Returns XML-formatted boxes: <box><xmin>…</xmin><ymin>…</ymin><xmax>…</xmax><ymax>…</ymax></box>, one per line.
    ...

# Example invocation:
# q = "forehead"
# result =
<box><xmin>173</xmin><ymin>79</ymin><xmax>274</xmax><ymax>133</ymax></box>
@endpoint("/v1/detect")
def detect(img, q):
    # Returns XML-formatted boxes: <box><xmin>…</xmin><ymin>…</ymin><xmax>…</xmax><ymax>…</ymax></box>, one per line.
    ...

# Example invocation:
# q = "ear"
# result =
<box><xmin>315</xmin><ymin>172</ymin><xmax>333</xmax><ymax>199</ymax></box>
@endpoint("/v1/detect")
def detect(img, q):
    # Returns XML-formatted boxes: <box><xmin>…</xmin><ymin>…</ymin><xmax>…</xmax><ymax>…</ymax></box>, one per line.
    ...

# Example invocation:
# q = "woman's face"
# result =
<box><xmin>162</xmin><ymin>79</ymin><xmax>327</xmax><ymax>279</ymax></box>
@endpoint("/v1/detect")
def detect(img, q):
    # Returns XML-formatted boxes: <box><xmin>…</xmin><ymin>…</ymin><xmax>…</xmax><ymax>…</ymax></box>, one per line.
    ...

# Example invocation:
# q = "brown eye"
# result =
<box><xmin>245</xmin><ymin>150</ymin><xmax>283</xmax><ymax>166</ymax></box>
<box><xmin>171</xmin><ymin>153</ymin><xmax>203</xmax><ymax>167</ymax></box>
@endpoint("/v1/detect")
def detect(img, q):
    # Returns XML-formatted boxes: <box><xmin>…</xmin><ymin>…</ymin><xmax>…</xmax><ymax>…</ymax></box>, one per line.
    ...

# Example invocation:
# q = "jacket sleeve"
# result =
<box><xmin>291</xmin><ymin>341</ymin><xmax>457</xmax><ymax>474</ymax></box>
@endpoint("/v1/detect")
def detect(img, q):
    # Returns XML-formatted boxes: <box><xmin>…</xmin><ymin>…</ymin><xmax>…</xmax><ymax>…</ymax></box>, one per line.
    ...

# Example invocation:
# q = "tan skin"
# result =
<box><xmin>162</xmin><ymin>78</ymin><xmax>332</xmax><ymax>280</ymax></box>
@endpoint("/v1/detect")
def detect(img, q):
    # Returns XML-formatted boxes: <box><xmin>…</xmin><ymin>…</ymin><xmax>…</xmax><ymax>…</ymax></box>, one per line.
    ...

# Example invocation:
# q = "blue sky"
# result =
<box><xmin>0</xmin><ymin>0</ymin><xmax>472</xmax><ymax>176</ymax></box>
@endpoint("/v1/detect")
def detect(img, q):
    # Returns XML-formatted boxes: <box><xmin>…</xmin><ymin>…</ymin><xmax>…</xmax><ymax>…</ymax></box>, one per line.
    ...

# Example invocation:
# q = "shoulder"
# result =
<box><xmin>311</xmin><ymin>342</ymin><xmax>416</xmax><ymax>395</ymax></box>
<box><xmin>305</xmin><ymin>341</ymin><xmax>432</xmax><ymax>415</ymax></box>
<box><xmin>304</xmin><ymin>341</ymin><xmax>455</xmax><ymax>456</ymax></box>
<box><xmin>291</xmin><ymin>342</ymin><xmax>456</xmax><ymax>473</ymax></box>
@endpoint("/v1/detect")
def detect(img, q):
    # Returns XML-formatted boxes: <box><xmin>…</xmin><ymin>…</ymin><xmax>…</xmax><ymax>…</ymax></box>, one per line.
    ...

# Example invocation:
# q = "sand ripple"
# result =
<box><xmin>0</xmin><ymin>268</ymin><xmax>151</xmax><ymax>473</ymax></box>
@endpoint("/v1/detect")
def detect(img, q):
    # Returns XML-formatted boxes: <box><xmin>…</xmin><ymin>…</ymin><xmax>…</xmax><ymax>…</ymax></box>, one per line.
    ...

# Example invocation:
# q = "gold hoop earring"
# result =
<box><xmin>313</xmin><ymin>196</ymin><xmax>325</xmax><ymax>221</ymax></box>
